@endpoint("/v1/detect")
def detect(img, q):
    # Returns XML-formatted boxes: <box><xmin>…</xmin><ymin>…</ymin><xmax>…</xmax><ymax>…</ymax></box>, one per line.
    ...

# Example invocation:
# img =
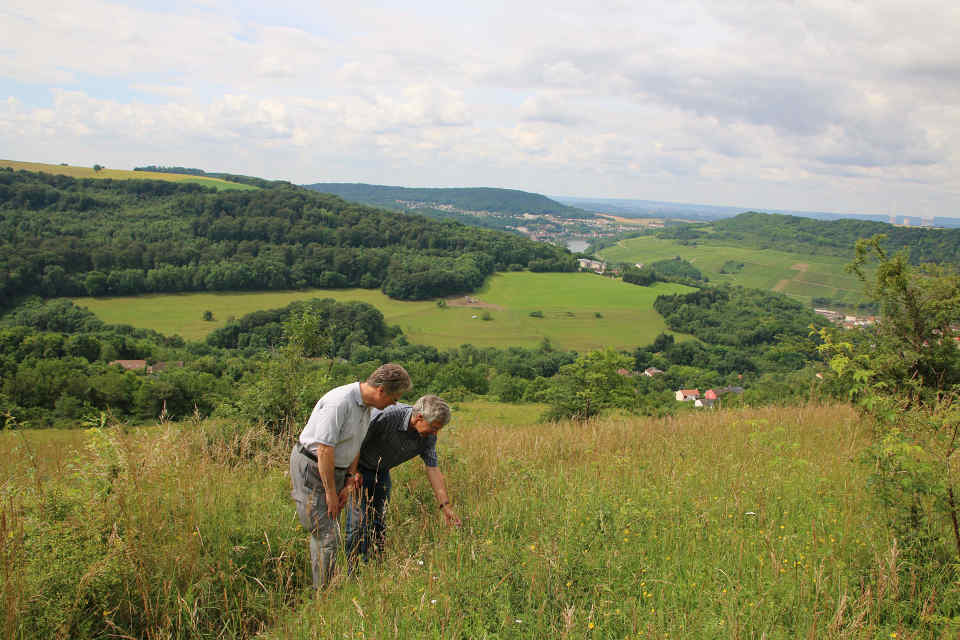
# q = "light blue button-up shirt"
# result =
<box><xmin>299</xmin><ymin>382</ymin><xmax>371</xmax><ymax>468</ymax></box>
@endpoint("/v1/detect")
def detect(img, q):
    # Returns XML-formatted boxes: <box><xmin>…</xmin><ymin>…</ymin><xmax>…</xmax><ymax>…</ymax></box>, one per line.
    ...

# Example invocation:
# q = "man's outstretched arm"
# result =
<box><xmin>425</xmin><ymin>466</ymin><xmax>461</xmax><ymax>526</ymax></box>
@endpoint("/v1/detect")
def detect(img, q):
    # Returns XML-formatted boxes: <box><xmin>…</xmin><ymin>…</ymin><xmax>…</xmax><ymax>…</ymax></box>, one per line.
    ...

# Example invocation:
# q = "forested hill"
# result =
<box><xmin>303</xmin><ymin>183</ymin><xmax>594</xmax><ymax>219</ymax></box>
<box><xmin>0</xmin><ymin>169</ymin><xmax>575</xmax><ymax>308</ymax></box>
<box><xmin>709</xmin><ymin>212</ymin><xmax>960</xmax><ymax>264</ymax></box>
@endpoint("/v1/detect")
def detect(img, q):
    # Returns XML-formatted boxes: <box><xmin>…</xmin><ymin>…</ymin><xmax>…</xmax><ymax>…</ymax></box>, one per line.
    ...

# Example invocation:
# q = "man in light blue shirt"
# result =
<box><xmin>290</xmin><ymin>363</ymin><xmax>411</xmax><ymax>589</ymax></box>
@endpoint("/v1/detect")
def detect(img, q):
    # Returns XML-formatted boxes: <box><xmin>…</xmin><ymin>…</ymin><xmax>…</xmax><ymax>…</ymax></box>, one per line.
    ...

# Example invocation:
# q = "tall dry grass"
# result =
<box><xmin>1</xmin><ymin>419</ymin><xmax>309</xmax><ymax>639</ymax></box>
<box><xmin>270</xmin><ymin>403</ymin><xmax>958</xmax><ymax>639</ymax></box>
<box><xmin>3</xmin><ymin>403</ymin><xmax>957</xmax><ymax>638</ymax></box>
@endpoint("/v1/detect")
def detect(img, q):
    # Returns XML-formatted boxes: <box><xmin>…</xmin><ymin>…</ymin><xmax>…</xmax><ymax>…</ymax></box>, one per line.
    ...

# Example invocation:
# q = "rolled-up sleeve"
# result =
<box><xmin>420</xmin><ymin>438</ymin><xmax>439</xmax><ymax>468</ymax></box>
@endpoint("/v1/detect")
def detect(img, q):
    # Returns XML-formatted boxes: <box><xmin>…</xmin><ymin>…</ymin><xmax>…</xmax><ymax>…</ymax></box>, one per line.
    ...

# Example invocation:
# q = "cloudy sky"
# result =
<box><xmin>2</xmin><ymin>0</ymin><xmax>959</xmax><ymax>217</ymax></box>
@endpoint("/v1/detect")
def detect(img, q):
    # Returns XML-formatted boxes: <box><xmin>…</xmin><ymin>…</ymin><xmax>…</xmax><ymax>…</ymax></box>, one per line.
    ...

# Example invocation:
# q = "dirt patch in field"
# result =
<box><xmin>774</xmin><ymin>263</ymin><xmax>811</xmax><ymax>291</ymax></box>
<box><xmin>445</xmin><ymin>296</ymin><xmax>505</xmax><ymax>311</ymax></box>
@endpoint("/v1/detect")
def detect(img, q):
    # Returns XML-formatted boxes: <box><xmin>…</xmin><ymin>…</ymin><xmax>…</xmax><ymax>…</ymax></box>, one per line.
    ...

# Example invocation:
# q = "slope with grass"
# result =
<box><xmin>0</xmin><ymin>159</ymin><xmax>257</xmax><ymax>191</ymax></box>
<box><xmin>6</xmin><ymin>403</ymin><xmax>952</xmax><ymax>639</ymax></box>
<box><xmin>71</xmin><ymin>272</ymin><xmax>694</xmax><ymax>351</ymax></box>
<box><xmin>599</xmin><ymin>235</ymin><xmax>866</xmax><ymax>306</ymax></box>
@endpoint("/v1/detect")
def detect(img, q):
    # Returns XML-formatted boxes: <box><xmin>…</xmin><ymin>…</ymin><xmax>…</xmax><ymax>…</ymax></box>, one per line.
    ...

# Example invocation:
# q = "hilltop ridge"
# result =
<box><xmin>303</xmin><ymin>183</ymin><xmax>593</xmax><ymax>218</ymax></box>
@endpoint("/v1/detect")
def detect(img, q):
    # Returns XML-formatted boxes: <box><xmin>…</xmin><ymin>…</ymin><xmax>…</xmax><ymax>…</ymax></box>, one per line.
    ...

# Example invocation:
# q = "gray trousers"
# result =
<box><xmin>289</xmin><ymin>446</ymin><xmax>347</xmax><ymax>589</ymax></box>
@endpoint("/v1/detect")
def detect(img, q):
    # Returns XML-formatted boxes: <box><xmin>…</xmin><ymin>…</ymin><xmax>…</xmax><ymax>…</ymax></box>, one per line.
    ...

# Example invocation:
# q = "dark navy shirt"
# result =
<box><xmin>357</xmin><ymin>403</ymin><xmax>439</xmax><ymax>472</ymax></box>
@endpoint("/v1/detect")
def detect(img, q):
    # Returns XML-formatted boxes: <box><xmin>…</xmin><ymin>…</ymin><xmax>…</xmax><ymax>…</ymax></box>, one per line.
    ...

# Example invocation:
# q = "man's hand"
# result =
<box><xmin>337</xmin><ymin>473</ymin><xmax>362</xmax><ymax>509</ymax></box>
<box><xmin>441</xmin><ymin>504</ymin><xmax>462</xmax><ymax>527</ymax></box>
<box><xmin>325</xmin><ymin>489</ymin><xmax>341</xmax><ymax>519</ymax></box>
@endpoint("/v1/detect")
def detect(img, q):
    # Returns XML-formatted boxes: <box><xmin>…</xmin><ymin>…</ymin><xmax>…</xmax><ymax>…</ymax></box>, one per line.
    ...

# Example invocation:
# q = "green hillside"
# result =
<box><xmin>304</xmin><ymin>182</ymin><xmax>594</xmax><ymax>218</ymax></box>
<box><xmin>710</xmin><ymin>211</ymin><xmax>960</xmax><ymax>264</ymax></box>
<box><xmin>0</xmin><ymin>168</ymin><xmax>575</xmax><ymax>308</ymax></box>
<box><xmin>600</xmin><ymin>235</ymin><xmax>866</xmax><ymax>306</ymax></box>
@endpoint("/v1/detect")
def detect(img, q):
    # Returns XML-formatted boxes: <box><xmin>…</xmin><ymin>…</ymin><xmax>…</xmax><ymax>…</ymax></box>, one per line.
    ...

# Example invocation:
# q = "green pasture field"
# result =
<box><xmin>70</xmin><ymin>272</ymin><xmax>694</xmax><ymax>351</ymax></box>
<box><xmin>599</xmin><ymin>236</ymin><xmax>866</xmax><ymax>305</ymax></box>
<box><xmin>0</xmin><ymin>159</ymin><xmax>257</xmax><ymax>191</ymax></box>
<box><xmin>6</xmin><ymin>403</ymin><xmax>951</xmax><ymax>639</ymax></box>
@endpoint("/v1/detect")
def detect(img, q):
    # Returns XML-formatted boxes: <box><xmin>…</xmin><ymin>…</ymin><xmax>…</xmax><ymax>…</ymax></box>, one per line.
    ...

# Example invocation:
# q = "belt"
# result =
<box><xmin>298</xmin><ymin>445</ymin><xmax>318</xmax><ymax>463</ymax></box>
<box><xmin>297</xmin><ymin>445</ymin><xmax>347</xmax><ymax>470</ymax></box>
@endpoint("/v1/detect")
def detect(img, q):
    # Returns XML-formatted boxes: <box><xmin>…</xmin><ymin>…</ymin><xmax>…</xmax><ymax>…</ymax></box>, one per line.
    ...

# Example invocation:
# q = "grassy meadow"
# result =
<box><xmin>70</xmin><ymin>272</ymin><xmax>694</xmax><ymax>351</ymax></box>
<box><xmin>599</xmin><ymin>236</ymin><xmax>866</xmax><ymax>306</ymax></box>
<box><xmin>0</xmin><ymin>159</ymin><xmax>257</xmax><ymax>191</ymax></box>
<box><xmin>4</xmin><ymin>402</ymin><xmax>953</xmax><ymax>639</ymax></box>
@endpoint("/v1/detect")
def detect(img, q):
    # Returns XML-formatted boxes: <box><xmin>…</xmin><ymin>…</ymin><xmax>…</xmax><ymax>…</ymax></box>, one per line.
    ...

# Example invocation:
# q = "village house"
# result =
<box><xmin>577</xmin><ymin>258</ymin><xmax>605</xmax><ymax>274</ymax></box>
<box><xmin>675</xmin><ymin>389</ymin><xmax>699</xmax><ymax>402</ymax></box>
<box><xmin>643</xmin><ymin>367</ymin><xmax>664</xmax><ymax>377</ymax></box>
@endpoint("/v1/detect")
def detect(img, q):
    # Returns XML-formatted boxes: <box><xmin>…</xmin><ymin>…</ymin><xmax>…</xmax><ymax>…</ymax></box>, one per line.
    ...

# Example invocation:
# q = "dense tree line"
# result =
<box><xmin>0</xmin><ymin>299</ymin><xmax>580</xmax><ymax>427</ymax></box>
<box><xmin>1</xmin><ymin>292</ymin><xmax>833</xmax><ymax>428</ymax></box>
<box><xmin>133</xmin><ymin>165</ymin><xmax>282</xmax><ymax>189</ymax></box>
<box><xmin>0</xmin><ymin>169</ymin><xmax>575</xmax><ymax>308</ymax></box>
<box><xmin>653</xmin><ymin>285</ymin><xmax>828</xmax><ymax>361</ymax></box>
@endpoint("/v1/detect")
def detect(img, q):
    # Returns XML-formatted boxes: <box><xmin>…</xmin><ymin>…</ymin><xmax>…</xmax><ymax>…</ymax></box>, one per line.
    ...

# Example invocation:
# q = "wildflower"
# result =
<box><xmin>566</xmin><ymin>581</ymin><xmax>572</xmax><ymax>587</ymax></box>
<box><xmin>417</xmin><ymin>560</ymin><xmax>424</xmax><ymax>566</ymax></box>
<box><xmin>745</xmin><ymin>511</ymin><xmax>756</xmax><ymax>516</ymax></box>
<box><xmin>588</xmin><ymin>622</ymin><xmax>595</xmax><ymax>629</ymax></box>
<box><xmin>515</xmin><ymin>619</ymin><xmax>522</xmax><ymax>624</ymax></box>
<box><xmin>430</xmin><ymin>599</ymin><xmax>437</xmax><ymax>605</ymax></box>
<box><xmin>530</xmin><ymin>544</ymin><xmax>536</xmax><ymax>551</ymax></box>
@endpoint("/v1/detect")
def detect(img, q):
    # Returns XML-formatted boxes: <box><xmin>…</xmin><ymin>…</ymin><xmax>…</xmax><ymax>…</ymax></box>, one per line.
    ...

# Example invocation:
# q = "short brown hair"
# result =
<box><xmin>366</xmin><ymin>363</ymin><xmax>412</xmax><ymax>395</ymax></box>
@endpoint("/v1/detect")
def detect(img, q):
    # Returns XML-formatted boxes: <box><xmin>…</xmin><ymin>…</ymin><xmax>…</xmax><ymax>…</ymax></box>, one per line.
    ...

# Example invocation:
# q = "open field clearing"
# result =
<box><xmin>0</xmin><ymin>159</ymin><xmax>257</xmax><ymax>191</ymax></box>
<box><xmin>599</xmin><ymin>236</ymin><xmax>866</xmax><ymax>305</ymax></box>
<box><xmin>71</xmin><ymin>272</ymin><xmax>694</xmax><ymax>350</ymax></box>
<box><xmin>5</xmin><ymin>403</ymin><xmax>952</xmax><ymax>638</ymax></box>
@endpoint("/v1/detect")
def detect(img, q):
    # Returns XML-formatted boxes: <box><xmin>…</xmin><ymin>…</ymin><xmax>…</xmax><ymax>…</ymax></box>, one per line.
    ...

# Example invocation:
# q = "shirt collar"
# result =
<box><xmin>350</xmin><ymin>382</ymin><xmax>365</xmax><ymax>407</ymax></box>
<box><xmin>396</xmin><ymin>405</ymin><xmax>414</xmax><ymax>431</ymax></box>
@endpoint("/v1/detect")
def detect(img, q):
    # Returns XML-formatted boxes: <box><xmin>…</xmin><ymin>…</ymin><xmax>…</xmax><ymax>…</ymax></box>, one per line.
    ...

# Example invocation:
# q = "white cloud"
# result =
<box><xmin>1</xmin><ymin>0</ymin><xmax>959</xmax><ymax>216</ymax></box>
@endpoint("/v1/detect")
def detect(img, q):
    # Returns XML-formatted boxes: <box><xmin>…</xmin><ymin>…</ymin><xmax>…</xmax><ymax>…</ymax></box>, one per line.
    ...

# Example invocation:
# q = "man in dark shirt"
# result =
<box><xmin>345</xmin><ymin>394</ymin><xmax>461</xmax><ymax>560</ymax></box>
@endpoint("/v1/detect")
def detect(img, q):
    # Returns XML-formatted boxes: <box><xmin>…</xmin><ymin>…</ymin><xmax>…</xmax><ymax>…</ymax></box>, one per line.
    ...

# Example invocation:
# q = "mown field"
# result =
<box><xmin>599</xmin><ymin>236</ymin><xmax>866</xmax><ymax>306</ymax></box>
<box><xmin>4</xmin><ymin>402</ymin><xmax>952</xmax><ymax>639</ymax></box>
<box><xmin>0</xmin><ymin>159</ymin><xmax>257</xmax><ymax>191</ymax></box>
<box><xmin>71</xmin><ymin>272</ymin><xmax>694</xmax><ymax>351</ymax></box>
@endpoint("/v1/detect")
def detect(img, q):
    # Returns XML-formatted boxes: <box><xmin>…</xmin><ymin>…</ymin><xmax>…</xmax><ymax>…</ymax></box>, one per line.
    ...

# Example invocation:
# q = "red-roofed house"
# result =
<box><xmin>675</xmin><ymin>389</ymin><xmax>699</xmax><ymax>402</ymax></box>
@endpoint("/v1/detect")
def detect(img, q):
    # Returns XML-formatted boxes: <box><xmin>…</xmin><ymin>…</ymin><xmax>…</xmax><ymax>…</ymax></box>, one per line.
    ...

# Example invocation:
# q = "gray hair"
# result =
<box><xmin>413</xmin><ymin>395</ymin><xmax>451</xmax><ymax>426</ymax></box>
<box><xmin>366</xmin><ymin>363</ymin><xmax>412</xmax><ymax>395</ymax></box>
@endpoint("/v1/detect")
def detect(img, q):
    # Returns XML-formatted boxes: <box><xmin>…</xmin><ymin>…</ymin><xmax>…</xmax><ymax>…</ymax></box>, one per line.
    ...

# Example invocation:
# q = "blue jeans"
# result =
<box><xmin>345</xmin><ymin>467</ymin><xmax>392</xmax><ymax>559</ymax></box>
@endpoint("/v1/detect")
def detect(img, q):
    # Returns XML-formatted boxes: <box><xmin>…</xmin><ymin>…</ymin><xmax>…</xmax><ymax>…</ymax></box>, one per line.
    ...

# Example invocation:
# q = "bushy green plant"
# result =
<box><xmin>540</xmin><ymin>348</ymin><xmax>636</xmax><ymax>420</ymax></box>
<box><xmin>819</xmin><ymin>235</ymin><xmax>960</xmax><ymax>560</ymax></box>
